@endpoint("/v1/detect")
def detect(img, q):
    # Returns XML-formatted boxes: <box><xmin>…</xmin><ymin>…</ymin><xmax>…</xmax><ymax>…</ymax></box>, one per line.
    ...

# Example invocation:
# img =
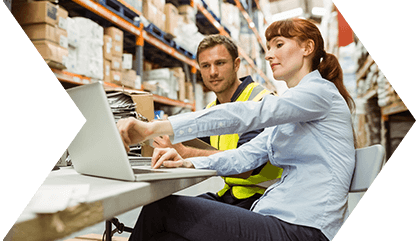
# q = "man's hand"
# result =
<box><xmin>151</xmin><ymin>147</ymin><xmax>194</xmax><ymax>169</ymax></box>
<box><xmin>117</xmin><ymin>117</ymin><xmax>153</xmax><ymax>152</ymax></box>
<box><xmin>153</xmin><ymin>135</ymin><xmax>175</xmax><ymax>148</ymax></box>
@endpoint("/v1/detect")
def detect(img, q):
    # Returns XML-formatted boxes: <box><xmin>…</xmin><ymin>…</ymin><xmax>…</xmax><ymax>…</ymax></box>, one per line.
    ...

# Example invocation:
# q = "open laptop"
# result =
<box><xmin>66</xmin><ymin>82</ymin><xmax>217</xmax><ymax>182</ymax></box>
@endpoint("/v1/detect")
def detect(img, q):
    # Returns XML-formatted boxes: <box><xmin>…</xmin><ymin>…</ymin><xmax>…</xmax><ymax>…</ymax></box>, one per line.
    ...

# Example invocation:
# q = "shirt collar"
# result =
<box><xmin>297</xmin><ymin>70</ymin><xmax>322</xmax><ymax>86</ymax></box>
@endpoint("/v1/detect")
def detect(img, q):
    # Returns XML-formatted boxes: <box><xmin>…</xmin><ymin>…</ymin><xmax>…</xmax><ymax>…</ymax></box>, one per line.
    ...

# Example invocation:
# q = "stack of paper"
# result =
<box><xmin>106</xmin><ymin>91</ymin><xmax>138</xmax><ymax>123</ymax></box>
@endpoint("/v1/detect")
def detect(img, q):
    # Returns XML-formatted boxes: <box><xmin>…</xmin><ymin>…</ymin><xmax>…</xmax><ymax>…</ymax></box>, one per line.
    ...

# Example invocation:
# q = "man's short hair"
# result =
<box><xmin>196</xmin><ymin>35</ymin><xmax>239</xmax><ymax>64</ymax></box>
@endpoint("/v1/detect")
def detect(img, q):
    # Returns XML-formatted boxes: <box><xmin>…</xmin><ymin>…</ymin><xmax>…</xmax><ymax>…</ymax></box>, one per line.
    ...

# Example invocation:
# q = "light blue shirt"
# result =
<box><xmin>168</xmin><ymin>70</ymin><xmax>355</xmax><ymax>240</ymax></box>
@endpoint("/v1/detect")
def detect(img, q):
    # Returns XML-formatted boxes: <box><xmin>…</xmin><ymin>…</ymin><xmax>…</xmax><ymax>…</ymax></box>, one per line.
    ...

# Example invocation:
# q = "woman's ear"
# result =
<box><xmin>302</xmin><ymin>39</ymin><xmax>315</xmax><ymax>57</ymax></box>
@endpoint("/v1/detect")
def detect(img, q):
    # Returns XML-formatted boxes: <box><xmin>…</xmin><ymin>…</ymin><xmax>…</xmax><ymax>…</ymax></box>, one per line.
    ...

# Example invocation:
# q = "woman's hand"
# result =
<box><xmin>117</xmin><ymin>117</ymin><xmax>153</xmax><ymax>152</ymax></box>
<box><xmin>117</xmin><ymin>117</ymin><xmax>175</xmax><ymax>152</ymax></box>
<box><xmin>151</xmin><ymin>147</ymin><xmax>194</xmax><ymax>169</ymax></box>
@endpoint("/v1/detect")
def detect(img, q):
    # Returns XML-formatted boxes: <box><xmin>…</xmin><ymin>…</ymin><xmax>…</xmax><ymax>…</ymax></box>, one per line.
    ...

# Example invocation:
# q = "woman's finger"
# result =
<box><xmin>152</xmin><ymin>148</ymin><xmax>183</xmax><ymax>169</ymax></box>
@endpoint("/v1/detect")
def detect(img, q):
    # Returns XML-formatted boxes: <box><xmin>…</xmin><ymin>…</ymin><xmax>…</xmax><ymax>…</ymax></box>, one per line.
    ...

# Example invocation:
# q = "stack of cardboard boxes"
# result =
<box><xmin>173</xmin><ymin>4</ymin><xmax>204</xmax><ymax>55</ymax></box>
<box><xmin>14</xmin><ymin>1</ymin><xmax>69</xmax><ymax>69</ymax></box>
<box><xmin>13</xmin><ymin>0</ymin><xmax>193</xmax><ymax>105</ymax></box>
<box><xmin>103</xmin><ymin>27</ymin><xmax>124</xmax><ymax>85</ymax></box>
<box><xmin>142</xmin><ymin>0</ymin><xmax>166</xmax><ymax>31</ymax></box>
<box><xmin>142</xmin><ymin>0</ymin><xmax>181</xmax><ymax>39</ymax></box>
<box><xmin>103</xmin><ymin>27</ymin><xmax>140</xmax><ymax>89</ymax></box>
<box><xmin>142</xmin><ymin>67</ymin><xmax>186</xmax><ymax>101</ymax></box>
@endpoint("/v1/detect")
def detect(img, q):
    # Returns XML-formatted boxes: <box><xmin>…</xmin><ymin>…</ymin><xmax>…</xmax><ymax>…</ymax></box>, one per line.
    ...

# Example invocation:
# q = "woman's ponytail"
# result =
<box><xmin>318</xmin><ymin>52</ymin><xmax>355</xmax><ymax>112</ymax></box>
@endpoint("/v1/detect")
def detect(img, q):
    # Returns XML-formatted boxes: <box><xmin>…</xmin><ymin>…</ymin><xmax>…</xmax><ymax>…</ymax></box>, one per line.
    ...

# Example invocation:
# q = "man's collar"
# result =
<box><xmin>215</xmin><ymin>76</ymin><xmax>254</xmax><ymax>104</ymax></box>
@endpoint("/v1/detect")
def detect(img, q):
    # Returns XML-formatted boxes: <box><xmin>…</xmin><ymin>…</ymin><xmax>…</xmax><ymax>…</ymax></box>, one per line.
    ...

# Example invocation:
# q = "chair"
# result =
<box><xmin>350</xmin><ymin>144</ymin><xmax>385</xmax><ymax>193</ymax></box>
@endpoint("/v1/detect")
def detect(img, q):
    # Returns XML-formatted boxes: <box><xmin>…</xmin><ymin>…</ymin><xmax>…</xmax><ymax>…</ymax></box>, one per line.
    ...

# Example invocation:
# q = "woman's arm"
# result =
<box><xmin>116</xmin><ymin>118</ymin><xmax>173</xmax><ymax>151</ymax></box>
<box><xmin>169</xmin><ymin>77</ymin><xmax>333</xmax><ymax>144</ymax></box>
<box><xmin>150</xmin><ymin>128</ymin><xmax>272</xmax><ymax>174</ymax></box>
<box><xmin>117</xmin><ymin>75</ymin><xmax>333</xmax><ymax>151</ymax></box>
<box><xmin>188</xmin><ymin>128</ymin><xmax>273</xmax><ymax>176</ymax></box>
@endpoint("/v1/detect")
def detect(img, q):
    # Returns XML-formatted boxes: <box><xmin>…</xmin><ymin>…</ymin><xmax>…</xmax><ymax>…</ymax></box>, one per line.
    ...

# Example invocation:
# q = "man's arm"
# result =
<box><xmin>153</xmin><ymin>135</ymin><xmax>222</xmax><ymax>158</ymax></box>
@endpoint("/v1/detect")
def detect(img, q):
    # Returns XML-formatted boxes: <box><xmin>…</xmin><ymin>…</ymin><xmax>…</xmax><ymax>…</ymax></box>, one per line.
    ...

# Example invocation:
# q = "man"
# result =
<box><xmin>152</xmin><ymin>35</ymin><xmax>282</xmax><ymax>210</ymax></box>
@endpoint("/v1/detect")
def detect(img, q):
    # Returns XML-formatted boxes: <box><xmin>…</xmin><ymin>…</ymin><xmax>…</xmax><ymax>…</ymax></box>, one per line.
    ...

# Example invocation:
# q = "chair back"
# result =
<box><xmin>349</xmin><ymin>144</ymin><xmax>385</xmax><ymax>193</ymax></box>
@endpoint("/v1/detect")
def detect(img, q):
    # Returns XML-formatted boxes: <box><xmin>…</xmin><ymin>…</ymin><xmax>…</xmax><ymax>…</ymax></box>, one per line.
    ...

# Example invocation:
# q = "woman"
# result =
<box><xmin>118</xmin><ymin>18</ymin><xmax>355</xmax><ymax>241</ymax></box>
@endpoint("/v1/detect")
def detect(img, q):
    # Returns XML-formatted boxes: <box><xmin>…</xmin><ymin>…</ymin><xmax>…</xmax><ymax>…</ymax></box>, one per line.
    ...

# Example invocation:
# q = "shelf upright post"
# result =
<box><xmin>191</xmin><ymin>66</ymin><xmax>197</xmax><ymax>87</ymax></box>
<box><xmin>191</xmin><ymin>66</ymin><xmax>197</xmax><ymax>111</ymax></box>
<box><xmin>134</xmin><ymin>23</ymin><xmax>145</xmax><ymax>78</ymax></box>
<box><xmin>183</xmin><ymin>62</ymin><xmax>192</xmax><ymax>87</ymax></box>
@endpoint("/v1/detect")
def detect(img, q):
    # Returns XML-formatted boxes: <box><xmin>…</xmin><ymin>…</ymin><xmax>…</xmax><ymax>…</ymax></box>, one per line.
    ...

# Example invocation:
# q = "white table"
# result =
<box><xmin>5</xmin><ymin>167</ymin><xmax>214</xmax><ymax>241</ymax></box>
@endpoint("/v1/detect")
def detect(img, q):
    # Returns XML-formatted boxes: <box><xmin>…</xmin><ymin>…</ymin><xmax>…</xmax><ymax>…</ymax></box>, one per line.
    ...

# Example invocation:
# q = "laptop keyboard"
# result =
<box><xmin>133</xmin><ymin>168</ymin><xmax>167</xmax><ymax>174</ymax></box>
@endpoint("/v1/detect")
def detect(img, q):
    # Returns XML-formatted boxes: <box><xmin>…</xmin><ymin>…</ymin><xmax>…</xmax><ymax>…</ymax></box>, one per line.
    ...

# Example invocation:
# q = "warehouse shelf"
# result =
<box><xmin>52</xmin><ymin>68</ymin><xmax>195</xmax><ymax>110</ymax></box>
<box><xmin>229</xmin><ymin>0</ymin><xmax>267</xmax><ymax>53</ymax></box>
<box><xmin>381</xmin><ymin>101</ymin><xmax>408</xmax><ymax>119</ymax></box>
<box><xmin>356</xmin><ymin>55</ymin><xmax>374</xmax><ymax>81</ymax></box>
<box><xmin>43</xmin><ymin>0</ymin><xmax>198</xmax><ymax>109</ymax></box>
<box><xmin>252</xmin><ymin>0</ymin><xmax>268</xmax><ymax>25</ymax></box>
<box><xmin>355</xmin><ymin>54</ymin><xmax>408</xmax><ymax>118</ymax></box>
<box><xmin>69</xmin><ymin>0</ymin><xmax>198</xmax><ymax>68</ymax></box>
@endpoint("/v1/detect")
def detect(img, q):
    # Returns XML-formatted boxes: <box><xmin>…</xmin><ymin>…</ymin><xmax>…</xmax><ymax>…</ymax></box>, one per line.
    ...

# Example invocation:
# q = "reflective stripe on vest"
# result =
<box><xmin>207</xmin><ymin>83</ymin><xmax>269</xmax><ymax>150</ymax></box>
<box><xmin>206</xmin><ymin>82</ymin><xmax>283</xmax><ymax>199</ymax></box>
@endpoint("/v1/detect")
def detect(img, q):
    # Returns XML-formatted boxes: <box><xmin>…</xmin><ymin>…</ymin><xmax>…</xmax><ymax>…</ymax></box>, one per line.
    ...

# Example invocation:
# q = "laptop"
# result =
<box><xmin>66</xmin><ymin>82</ymin><xmax>217</xmax><ymax>182</ymax></box>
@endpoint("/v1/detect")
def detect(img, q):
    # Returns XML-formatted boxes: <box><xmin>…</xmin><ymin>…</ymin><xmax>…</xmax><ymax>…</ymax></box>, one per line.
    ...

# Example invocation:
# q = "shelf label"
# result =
<box><xmin>112</xmin><ymin>16</ymin><xmax>118</xmax><ymax>23</ymax></box>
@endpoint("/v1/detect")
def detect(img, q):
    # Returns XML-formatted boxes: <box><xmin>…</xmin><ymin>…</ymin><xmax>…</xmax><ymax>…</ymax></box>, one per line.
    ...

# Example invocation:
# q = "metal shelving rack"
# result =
<box><xmin>12</xmin><ymin>0</ymin><xmax>273</xmax><ymax>108</ymax></box>
<box><xmin>355</xmin><ymin>54</ymin><xmax>414</xmax><ymax>160</ymax></box>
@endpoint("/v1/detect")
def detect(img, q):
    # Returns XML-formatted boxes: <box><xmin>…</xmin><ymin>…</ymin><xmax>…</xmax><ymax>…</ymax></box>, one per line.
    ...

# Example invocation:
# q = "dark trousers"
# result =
<box><xmin>128</xmin><ymin>195</ymin><xmax>329</xmax><ymax>241</ymax></box>
<box><xmin>197</xmin><ymin>191</ymin><xmax>262</xmax><ymax>210</ymax></box>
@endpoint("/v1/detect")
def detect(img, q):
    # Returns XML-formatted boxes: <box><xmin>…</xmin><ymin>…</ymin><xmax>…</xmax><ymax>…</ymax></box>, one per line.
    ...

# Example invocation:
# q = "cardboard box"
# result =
<box><xmin>104</xmin><ymin>27</ymin><xmax>123</xmax><ymax>43</ymax></box>
<box><xmin>143</xmin><ymin>1</ymin><xmax>166</xmax><ymax>30</ymax></box>
<box><xmin>22</xmin><ymin>23</ymin><xmax>54</xmax><ymax>43</ymax></box>
<box><xmin>103</xmin><ymin>59</ymin><xmax>111</xmax><ymax>82</ymax></box>
<box><xmin>13</xmin><ymin>1</ymin><xmax>59</xmax><ymax>26</ymax></box>
<box><xmin>122</xmin><ymin>53</ymin><xmax>133</xmax><ymax>69</ymax></box>
<box><xmin>121</xmin><ymin>69</ymin><xmax>137</xmax><ymax>88</ymax></box>
<box><xmin>164</xmin><ymin>3</ymin><xmax>178</xmax><ymax>37</ymax></box>
<box><xmin>103</xmin><ymin>35</ymin><xmax>112</xmax><ymax>60</ymax></box>
<box><xmin>104</xmin><ymin>27</ymin><xmax>123</xmax><ymax>57</ymax></box>
<box><xmin>111</xmin><ymin>41</ymin><xmax>123</xmax><ymax>57</ymax></box>
<box><xmin>130</xmin><ymin>92</ymin><xmax>154</xmax><ymax>121</ymax></box>
<box><xmin>113</xmin><ymin>88</ymin><xmax>155</xmax><ymax>122</ymax></box>
<box><xmin>22</xmin><ymin>23</ymin><xmax>68</xmax><ymax>48</ymax></box>
<box><xmin>57</xmin><ymin>5</ymin><xmax>68</xmax><ymax>30</ymax></box>
<box><xmin>111</xmin><ymin>56</ymin><xmax>123</xmax><ymax>70</ymax></box>
<box><xmin>110</xmin><ymin>70</ymin><xmax>122</xmax><ymax>85</ymax></box>
<box><xmin>32</xmin><ymin>40</ymin><xmax>68</xmax><ymax>69</ymax></box>
<box><xmin>151</xmin><ymin>0</ymin><xmax>165</xmax><ymax>12</ymax></box>
<box><xmin>178</xmin><ymin>4</ymin><xmax>196</xmax><ymax>23</ymax></box>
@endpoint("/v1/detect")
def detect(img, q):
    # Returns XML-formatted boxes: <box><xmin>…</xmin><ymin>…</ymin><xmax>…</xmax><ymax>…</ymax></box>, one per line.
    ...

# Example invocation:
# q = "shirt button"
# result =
<box><xmin>179</xmin><ymin>130</ymin><xmax>184</xmax><ymax>135</ymax></box>
<box><xmin>219</xmin><ymin>122</ymin><xmax>224</xmax><ymax>127</ymax></box>
<box><xmin>188</xmin><ymin>128</ymin><xmax>193</xmax><ymax>133</ymax></box>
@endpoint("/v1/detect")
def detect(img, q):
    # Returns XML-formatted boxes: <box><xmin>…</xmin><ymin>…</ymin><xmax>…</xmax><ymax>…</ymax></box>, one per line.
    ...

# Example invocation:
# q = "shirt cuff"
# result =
<box><xmin>168</xmin><ymin>112</ymin><xmax>198</xmax><ymax>144</ymax></box>
<box><xmin>188</xmin><ymin>157</ymin><xmax>211</xmax><ymax>169</ymax></box>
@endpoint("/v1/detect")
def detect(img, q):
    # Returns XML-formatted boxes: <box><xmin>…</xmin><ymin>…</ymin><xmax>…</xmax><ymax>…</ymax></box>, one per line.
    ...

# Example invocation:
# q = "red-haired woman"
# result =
<box><xmin>118</xmin><ymin>18</ymin><xmax>356</xmax><ymax>241</ymax></box>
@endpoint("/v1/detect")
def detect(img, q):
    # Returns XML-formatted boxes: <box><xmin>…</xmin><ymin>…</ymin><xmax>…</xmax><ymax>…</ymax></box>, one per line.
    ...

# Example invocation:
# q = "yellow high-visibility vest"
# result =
<box><xmin>206</xmin><ymin>82</ymin><xmax>283</xmax><ymax>199</ymax></box>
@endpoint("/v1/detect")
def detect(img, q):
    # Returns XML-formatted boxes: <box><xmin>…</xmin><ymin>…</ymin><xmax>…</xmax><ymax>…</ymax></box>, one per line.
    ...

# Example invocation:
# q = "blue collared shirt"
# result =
<box><xmin>168</xmin><ymin>70</ymin><xmax>355</xmax><ymax>240</ymax></box>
